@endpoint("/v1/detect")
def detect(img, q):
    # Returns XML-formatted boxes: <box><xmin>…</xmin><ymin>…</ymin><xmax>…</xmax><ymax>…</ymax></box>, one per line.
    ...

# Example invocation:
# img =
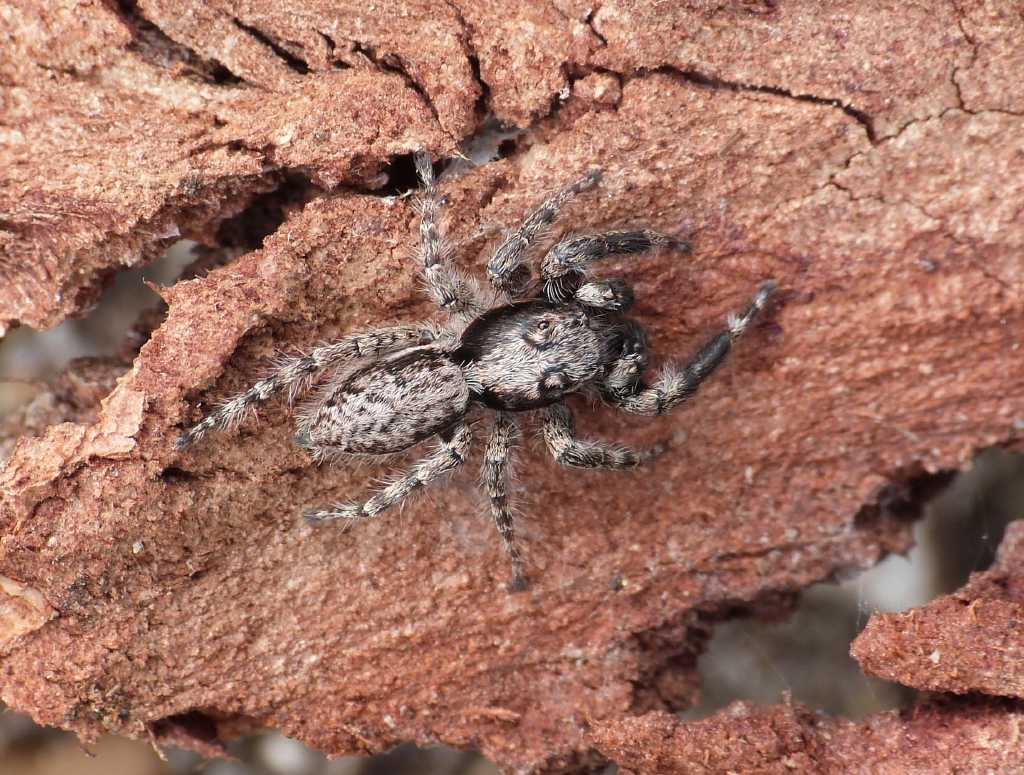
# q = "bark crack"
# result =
<box><xmin>948</xmin><ymin>0</ymin><xmax>977</xmax><ymax>112</ymax></box>
<box><xmin>583</xmin><ymin>4</ymin><xmax>608</xmax><ymax>48</ymax></box>
<box><xmin>114</xmin><ymin>0</ymin><xmax>246</xmax><ymax>87</ymax></box>
<box><xmin>661</xmin><ymin>67</ymin><xmax>877</xmax><ymax>144</ymax></box>
<box><xmin>350</xmin><ymin>42</ymin><xmax>441</xmax><ymax>130</ymax></box>
<box><xmin>439</xmin><ymin>0</ymin><xmax>491</xmax><ymax>119</ymax></box>
<box><xmin>230</xmin><ymin>18</ymin><xmax>310</xmax><ymax>75</ymax></box>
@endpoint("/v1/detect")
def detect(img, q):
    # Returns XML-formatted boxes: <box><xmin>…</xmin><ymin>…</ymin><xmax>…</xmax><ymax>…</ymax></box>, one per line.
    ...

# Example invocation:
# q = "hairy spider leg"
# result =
<box><xmin>543</xmin><ymin>404</ymin><xmax>664</xmax><ymax>469</ymax></box>
<box><xmin>541</xmin><ymin>229</ymin><xmax>681</xmax><ymax>304</ymax></box>
<box><xmin>572</xmin><ymin>278</ymin><xmax>635</xmax><ymax>312</ymax></box>
<box><xmin>486</xmin><ymin>168</ymin><xmax>602</xmax><ymax>299</ymax></box>
<box><xmin>303</xmin><ymin>422</ymin><xmax>473</xmax><ymax>522</ymax></box>
<box><xmin>414</xmin><ymin>151</ymin><xmax>488</xmax><ymax>320</ymax></box>
<box><xmin>602</xmin><ymin>281</ymin><xmax>776</xmax><ymax>416</ymax></box>
<box><xmin>483</xmin><ymin>413</ymin><xmax>526</xmax><ymax>590</ymax></box>
<box><xmin>176</xmin><ymin>325</ymin><xmax>434</xmax><ymax>449</ymax></box>
<box><xmin>600</xmin><ymin>320</ymin><xmax>649</xmax><ymax>396</ymax></box>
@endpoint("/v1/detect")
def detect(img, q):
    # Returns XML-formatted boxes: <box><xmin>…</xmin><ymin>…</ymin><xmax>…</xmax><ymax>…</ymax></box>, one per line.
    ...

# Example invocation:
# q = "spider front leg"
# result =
<box><xmin>603</xmin><ymin>320</ymin><xmax>649</xmax><ymax>395</ymax></box>
<box><xmin>603</xmin><ymin>281</ymin><xmax>776</xmax><ymax>415</ymax></box>
<box><xmin>176</xmin><ymin>325</ymin><xmax>435</xmax><ymax>449</ymax></box>
<box><xmin>543</xmin><ymin>404</ymin><xmax>664</xmax><ymax>469</ymax></box>
<box><xmin>487</xmin><ymin>168</ymin><xmax>602</xmax><ymax>299</ymax></box>
<box><xmin>542</xmin><ymin>229</ymin><xmax>681</xmax><ymax>303</ymax></box>
<box><xmin>414</xmin><ymin>152</ymin><xmax>488</xmax><ymax>321</ymax></box>
<box><xmin>483</xmin><ymin>413</ymin><xmax>527</xmax><ymax>591</ymax></box>
<box><xmin>573</xmin><ymin>278</ymin><xmax>635</xmax><ymax>312</ymax></box>
<box><xmin>303</xmin><ymin>422</ymin><xmax>473</xmax><ymax>523</ymax></box>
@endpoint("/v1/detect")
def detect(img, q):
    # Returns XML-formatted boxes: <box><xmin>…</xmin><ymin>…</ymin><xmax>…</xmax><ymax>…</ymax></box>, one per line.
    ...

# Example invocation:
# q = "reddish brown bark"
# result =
<box><xmin>588</xmin><ymin>697</ymin><xmax>1024</xmax><ymax>774</ymax></box>
<box><xmin>852</xmin><ymin>520</ymin><xmax>1024</xmax><ymax>700</ymax></box>
<box><xmin>1</xmin><ymin>1</ymin><xmax>1023</xmax><ymax>772</ymax></box>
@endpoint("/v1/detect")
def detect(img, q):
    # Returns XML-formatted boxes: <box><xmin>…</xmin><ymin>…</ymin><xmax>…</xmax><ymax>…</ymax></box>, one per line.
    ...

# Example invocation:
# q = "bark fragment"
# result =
<box><xmin>588</xmin><ymin>697</ymin><xmax>1024</xmax><ymax>774</ymax></box>
<box><xmin>852</xmin><ymin>520</ymin><xmax>1024</xmax><ymax>699</ymax></box>
<box><xmin>0</xmin><ymin>2</ymin><xmax>447</xmax><ymax>333</ymax></box>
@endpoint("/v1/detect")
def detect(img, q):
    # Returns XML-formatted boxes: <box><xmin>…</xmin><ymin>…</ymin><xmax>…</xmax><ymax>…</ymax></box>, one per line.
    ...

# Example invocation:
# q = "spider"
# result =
<box><xmin>176</xmin><ymin>152</ymin><xmax>776</xmax><ymax>591</ymax></box>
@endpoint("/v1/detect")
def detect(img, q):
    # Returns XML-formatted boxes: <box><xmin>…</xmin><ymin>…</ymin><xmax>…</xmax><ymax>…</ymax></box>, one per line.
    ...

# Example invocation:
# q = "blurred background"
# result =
<box><xmin>1</xmin><ymin>241</ymin><xmax>1021</xmax><ymax>774</ymax></box>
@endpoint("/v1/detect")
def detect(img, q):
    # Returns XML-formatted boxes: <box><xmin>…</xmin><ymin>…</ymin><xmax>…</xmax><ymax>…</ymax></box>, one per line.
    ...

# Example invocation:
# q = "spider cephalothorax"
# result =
<box><xmin>176</xmin><ymin>153</ymin><xmax>775</xmax><ymax>590</ymax></box>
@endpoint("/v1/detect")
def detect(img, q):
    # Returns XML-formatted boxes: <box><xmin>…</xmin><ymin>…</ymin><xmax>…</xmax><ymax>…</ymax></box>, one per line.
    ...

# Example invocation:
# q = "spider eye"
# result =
<box><xmin>525</xmin><ymin>317</ymin><xmax>556</xmax><ymax>349</ymax></box>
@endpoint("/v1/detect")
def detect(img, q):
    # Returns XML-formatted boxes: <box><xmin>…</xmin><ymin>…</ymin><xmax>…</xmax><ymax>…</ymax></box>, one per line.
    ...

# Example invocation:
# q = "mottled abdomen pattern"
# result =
<box><xmin>306</xmin><ymin>349</ymin><xmax>470</xmax><ymax>454</ymax></box>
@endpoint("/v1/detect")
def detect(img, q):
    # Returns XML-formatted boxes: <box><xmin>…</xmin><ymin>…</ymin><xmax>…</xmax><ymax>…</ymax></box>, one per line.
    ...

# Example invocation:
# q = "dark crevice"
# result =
<box><xmin>662</xmin><ymin>67</ymin><xmax>878</xmax><ymax>143</ymax></box>
<box><xmin>949</xmin><ymin>0</ymin><xmax>978</xmax><ymax>112</ymax></box>
<box><xmin>467</xmin><ymin>52</ymin><xmax>491</xmax><ymax>121</ymax></box>
<box><xmin>215</xmin><ymin>171</ymin><xmax>321</xmax><ymax>251</ymax></box>
<box><xmin>950</xmin><ymin>64</ymin><xmax>967</xmax><ymax>112</ymax></box>
<box><xmin>232</xmin><ymin>18</ymin><xmax>310</xmax><ymax>75</ymax></box>
<box><xmin>110</xmin><ymin>0</ymin><xmax>244</xmax><ymax>86</ymax></box>
<box><xmin>353</xmin><ymin>43</ymin><xmax>439</xmax><ymax>125</ymax></box>
<box><xmin>148</xmin><ymin>709</ymin><xmax>259</xmax><ymax>756</ymax></box>
<box><xmin>853</xmin><ymin>462</ymin><xmax>957</xmax><ymax>538</ymax></box>
<box><xmin>158</xmin><ymin>465</ymin><xmax>200</xmax><ymax>484</ymax></box>
<box><xmin>440</xmin><ymin>0</ymin><xmax>490</xmax><ymax>120</ymax></box>
<box><xmin>364</xmin><ymin>152</ymin><xmax>421</xmax><ymax>197</ymax></box>
<box><xmin>547</xmin><ymin>62</ymin><xmax>574</xmax><ymax>119</ymax></box>
<box><xmin>583</xmin><ymin>7</ymin><xmax>608</xmax><ymax>47</ymax></box>
<box><xmin>316</xmin><ymin>30</ymin><xmax>351</xmax><ymax>70</ymax></box>
<box><xmin>206</xmin><ymin>62</ymin><xmax>243</xmax><ymax>87</ymax></box>
<box><xmin>497</xmin><ymin>137</ymin><xmax>518</xmax><ymax>159</ymax></box>
<box><xmin>202</xmin><ymin>153</ymin><xmax>418</xmax><ymax>215</ymax></box>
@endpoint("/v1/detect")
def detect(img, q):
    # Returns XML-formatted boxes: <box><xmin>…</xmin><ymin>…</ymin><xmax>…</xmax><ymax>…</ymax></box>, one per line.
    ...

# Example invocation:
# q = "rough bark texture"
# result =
<box><xmin>588</xmin><ymin>697</ymin><xmax>1024</xmax><ymax>774</ymax></box>
<box><xmin>1</xmin><ymin>1</ymin><xmax>1023</xmax><ymax>773</ymax></box>
<box><xmin>852</xmin><ymin>520</ymin><xmax>1024</xmax><ymax>700</ymax></box>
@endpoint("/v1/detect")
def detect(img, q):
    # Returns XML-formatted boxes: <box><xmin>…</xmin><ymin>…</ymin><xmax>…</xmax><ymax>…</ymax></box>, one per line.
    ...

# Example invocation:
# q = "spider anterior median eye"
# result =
<box><xmin>537</xmin><ymin>320</ymin><xmax>550</xmax><ymax>330</ymax></box>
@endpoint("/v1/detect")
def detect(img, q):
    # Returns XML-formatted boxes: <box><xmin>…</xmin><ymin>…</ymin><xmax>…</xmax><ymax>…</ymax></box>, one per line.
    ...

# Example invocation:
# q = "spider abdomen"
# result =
<box><xmin>303</xmin><ymin>348</ymin><xmax>469</xmax><ymax>455</ymax></box>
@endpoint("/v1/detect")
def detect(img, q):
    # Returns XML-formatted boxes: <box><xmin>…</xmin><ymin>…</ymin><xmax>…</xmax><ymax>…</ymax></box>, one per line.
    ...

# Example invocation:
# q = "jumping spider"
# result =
<box><xmin>177</xmin><ymin>153</ymin><xmax>776</xmax><ymax>590</ymax></box>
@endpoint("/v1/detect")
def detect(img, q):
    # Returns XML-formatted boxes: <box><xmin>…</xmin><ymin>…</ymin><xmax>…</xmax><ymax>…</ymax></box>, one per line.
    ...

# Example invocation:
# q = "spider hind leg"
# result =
<box><xmin>483</xmin><ymin>413</ymin><xmax>527</xmax><ymax>591</ymax></box>
<box><xmin>176</xmin><ymin>325</ymin><xmax>435</xmax><ymax>449</ymax></box>
<box><xmin>303</xmin><ymin>422</ymin><xmax>473</xmax><ymax>523</ymax></box>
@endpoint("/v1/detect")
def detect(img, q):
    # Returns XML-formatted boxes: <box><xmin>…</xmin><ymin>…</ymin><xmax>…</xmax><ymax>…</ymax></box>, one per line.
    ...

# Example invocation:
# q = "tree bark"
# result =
<box><xmin>1</xmin><ymin>1</ymin><xmax>1023</xmax><ymax>772</ymax></box>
